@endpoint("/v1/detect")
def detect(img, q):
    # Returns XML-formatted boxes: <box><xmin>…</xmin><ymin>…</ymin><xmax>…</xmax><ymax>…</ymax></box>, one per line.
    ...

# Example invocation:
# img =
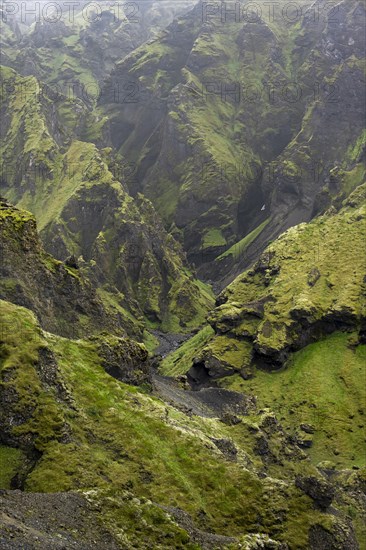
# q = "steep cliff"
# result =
<box><xmin>99</xmin><ymin>0</ymin><xmax>365</xmax><ymax>280</ymax></box>
<box><xmin>0</xmin><ymin>66</ymin><xmax>214</xmax><ymax>336</ymax></box>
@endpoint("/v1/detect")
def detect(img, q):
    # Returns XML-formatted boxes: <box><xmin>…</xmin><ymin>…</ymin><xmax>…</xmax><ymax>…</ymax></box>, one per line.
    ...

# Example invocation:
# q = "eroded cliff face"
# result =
<box><xmin>99</xmin><ymin>0</ymin><xmax>365</xmax><ymax>279</ymax></box>
<box><xmin>0</xmin><ymin>0</ymin><xmax>195</xmax><ymax>106</ymax></box>
<box><xmin>0</xmin><ymin>198</ymin><xmax>123</xmax><ymax>338</ymax></box>
<box><xmin>0</xmin><ymin>66</ymin><xmax>214</xmax><ymax>336</ymax></box>
<box><xmin>159</xmin><ymin>183</ymin><xmax>366</xmax><ymax>494</ymax></box>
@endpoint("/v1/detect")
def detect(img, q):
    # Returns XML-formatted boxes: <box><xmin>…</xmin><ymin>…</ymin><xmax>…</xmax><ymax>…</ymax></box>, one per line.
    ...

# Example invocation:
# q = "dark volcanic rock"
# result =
<box><xmin>309</xmin><ymin>522</ymin><xmax>359</xmax><ymax>550</ymax></box>
<box><xmin>211</xmin><ymin>438</ymin><xmax>238</xmax><ymax>461</ymax></box>
<box><xmin>295</xmin><ymin>476</ymin><xmax>335</xmax><ymax>510</ymax></box>
<box><xmin>0</xmin><ymin>491</ymin><xmax>120</xmax><ymax>549</ymax></box>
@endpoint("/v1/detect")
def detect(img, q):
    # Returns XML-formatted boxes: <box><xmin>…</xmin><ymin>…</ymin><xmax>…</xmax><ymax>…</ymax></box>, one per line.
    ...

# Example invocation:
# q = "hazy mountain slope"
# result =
<box><xmin>99</xmin><ymin>0</ymin><xmax>365</xmax><ymax>279</ymax></box>
<box><xmin>0</xmin><ymin>66</ymin><xmax>214</xmax><ymax>336</ymax></box>
<box><xmin>0</xmin><ymin>0</ymin><xmax>195</xmax><ymax>106</ymax></box>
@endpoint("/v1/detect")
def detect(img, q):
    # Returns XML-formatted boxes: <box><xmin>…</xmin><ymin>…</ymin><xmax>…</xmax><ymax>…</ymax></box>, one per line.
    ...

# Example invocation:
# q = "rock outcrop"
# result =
<box><xmin>0</xmin><ymin>198</ymin><xmax>121</xmax><ymax>338</ymax></box>
<box><xmin>193</xmin><ymin>183</ymin><xmax>366</xmax><ymax>376</ymax></box>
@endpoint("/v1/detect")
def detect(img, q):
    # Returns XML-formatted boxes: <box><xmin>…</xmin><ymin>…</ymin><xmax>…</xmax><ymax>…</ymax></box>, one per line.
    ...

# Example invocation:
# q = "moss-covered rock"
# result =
<box><xmin>0</xmin><ymin>198</ymin><xmax>122</xmax><ymax>338</ymax></box>
<box><xmin>91</xmin><ymin>333</ymin><xmax>150</xmax><ymax>387</ymax></box>
<box><xmin>198</xmin><ymin>184</ymin><xmax>366</xmax><ymax>372</ymax></box>
<box><xmin>162</xmin><ymin>184</ymin><xmax>366</xmax><ymax>478</ymax></box>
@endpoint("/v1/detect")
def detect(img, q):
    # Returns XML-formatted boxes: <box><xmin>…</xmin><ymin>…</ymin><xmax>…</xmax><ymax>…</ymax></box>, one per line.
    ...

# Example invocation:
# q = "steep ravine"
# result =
<box><xmin>0</xmin><ymin>1</ymin><xmax>365</xmax><ymax>548</ymax></box>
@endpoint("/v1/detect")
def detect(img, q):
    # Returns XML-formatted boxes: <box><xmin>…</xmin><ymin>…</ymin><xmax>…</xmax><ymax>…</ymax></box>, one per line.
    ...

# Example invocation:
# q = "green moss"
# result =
<box><xmin>0</xmin><ymin>304</ymin><xmax>67</xmax><ymax>450</ymax></box>
<box><xmin>160</xmin><ymin>326</ymin><xmax>215</xmax><ymax>376</ymax></box>
<box><xmin>0</xmin><ymin>201</ymin><xmax>35</xmax><ymax>230</ymax></box>
<box><xmin>63</xmin><ymin>34</ymin><xmax>80</xmax><ymax>48</ymax></box>
<box><xmin>0</xmin><ymin>277</ymin><xmax>18</xmax><ymax>292</ymax></box>
<box><xmin>346</xmin><ymin>129</ymin><xmax>366</xmax><ymax>164</ymax></box>
<box><xmin>212</xmin><ymin>187</ymin><xmax>366</xmax><ymax>355</ymax></box>
<box><xmin>220</xmin><ymin>333</ymin><xmax>366</xmax><ymax>469</ymax></box>
<box><xmin>22</xmin><ymin>327</ymin><xmax>263</xmax><ymax>535</ymax></box>
<box><xmin>0</xmin><ymin>68</ymin><xmax>57</xmax><ymax>196</ymax></box>
<box><xmin>86</xmin><ymin>489</ymin><xmax>201</xmax><ymax>549</ymax></box>
<box><xmin>0</xmin><ymin>445</ymin><xmax>25</xmax><ymax>489</ymax></box>
<box><xmin>142</xmin><ymin>330</ymin><xmax>160</xmax><ymax>353</ymax></box>
<box><xmin>218</xmin><ymin>218</ymin><xmax>270</xmax><ymax>260</ymax></box>
<box><xmin>130</xmin><ymin>41</ymin><xmax>175</xmax><ymax>73</ymax></box>
<box><xmin>0</xmin><ymin>299</ymin><xmax>347</xmax><ymax>544</ymax></box>
<box><xmin>340</xmin><ymin>163</ymin><xmax>366</xmax><ymax>197</ymax></box>
<box><xmin>206</xmin><ymin>335</ymin><xmax>252</xmax><ymax>371</ymax></box>
<box><xmin>163</xmin><ymin>275</ymin><xmax>214</xmax><ymax>333</ymax></box>
<box><xmin>97</xmin><ymin>287</ymin><xmax>143</xmax><ymax>337</ymax></box>
<box><xmin>147</xmin><ymin>176</ymin><xmax>179</xmax><ymax>226</ymax></box>
<box><xmin>41</xmin><ymin>254</ymin><xmax>61</xmax><ymax>273</ymax></box>
<box><xmin>202</xmin><ymin>228</ymin><xmax>227</xmax><ymax>249</ymax></box>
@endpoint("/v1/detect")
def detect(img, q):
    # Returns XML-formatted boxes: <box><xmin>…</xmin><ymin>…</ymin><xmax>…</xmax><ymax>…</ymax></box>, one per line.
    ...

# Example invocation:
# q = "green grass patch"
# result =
<box><xmin>0</xmin><ymin>446</ymin><xmax>25</xmax><ymax>489</ymax></box>
<box><xmin>202</xmin><ymin>228</ymin><xmax>227</xmax><ymax>249</ymax></box>
<box><xmin>218</xmin><ymin>218</ymin><xmax>270</xmax><ymax>260</ymax></box>
<box><xmin>220</xmin><ymin>333</ymin><xmax>366</xmax><ymax>469</ymax></box>
<box><xmin>160</xmin><ymin>326</ymin><xmax>215</xmax><ymax>376</ymax></box>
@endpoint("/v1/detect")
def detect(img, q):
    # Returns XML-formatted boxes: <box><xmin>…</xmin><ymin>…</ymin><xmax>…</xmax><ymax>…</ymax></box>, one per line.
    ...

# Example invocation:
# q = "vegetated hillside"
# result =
<box><xmin>161</xmin><ymin>183</ymin><xmax>366</xmax><ymax>481</ymax></box>
<box><xmin>0</xmin><ymin>294</ymin><xmax>364</xmax><ymax>549</ymax></box>
<box><xmin>205</xmin><ymin>184</ymin><xmax>366</xmax><ymax>371</ymax></box>
<box><xmin>0</xmin><ymin>197</ymin><xmax>126</xmax><ymax>338</ymax></box>
<box><xmin>99</xmin><ymin>0</ymin><xmax>365</xmax><ymax>279</ymax></box>
<box><xmin>0</xmin><ymin>182</ymin><xmax>364</xmax><ymax>549</ymax></box>
<box><xmin>0</xmin><ymin>66</ymin><xmax>214</xmax><ymax>338</ymax></box>
<box><xmin>0</xmin><ymin>0</ymin><xmax>365</xmax><ymax>548</ymax></box>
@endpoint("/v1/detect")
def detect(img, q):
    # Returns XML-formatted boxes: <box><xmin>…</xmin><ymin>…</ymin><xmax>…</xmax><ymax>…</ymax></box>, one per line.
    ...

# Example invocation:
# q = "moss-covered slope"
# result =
<box><xmin>169</xmin><ymin>181</ymin><xmax>366</xmax><ymax>370</ymax></box>
<box><xmin>205</xmin><ymin>184</ymin><xmax>366</xmax><ymax>369</ymax></box>
<box><xmin>1</xmin><ymin>298</ymin><xmax>364</xmax><ymax>549</ymax></box>
<box><xmin>161</xmin><ymin>183</ymin><xmax>366</xmax><ymax>469</ymax></box>
<box><xmin>0</xmin><ymin>66</ymin><xmax>214</xmax><ymax>336</ymax></box>
<box><xmin>99</xmin><ymin>0</ymin><xmax>365</xmax><ymax>279</ymax></box>
<box><xmin>0</xmin><ymin>2</ymin><xmax>195</xmax><ymax>107</ymax></box>
<box><xmin>0</xmin><ymin>197</ymin><xmax>125</xmax><ymax>338</ymax></box>
<box><xmin>36</xmin><ymin>139</ymin><xmax>214</xmax><ymax>333</ymax></box>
